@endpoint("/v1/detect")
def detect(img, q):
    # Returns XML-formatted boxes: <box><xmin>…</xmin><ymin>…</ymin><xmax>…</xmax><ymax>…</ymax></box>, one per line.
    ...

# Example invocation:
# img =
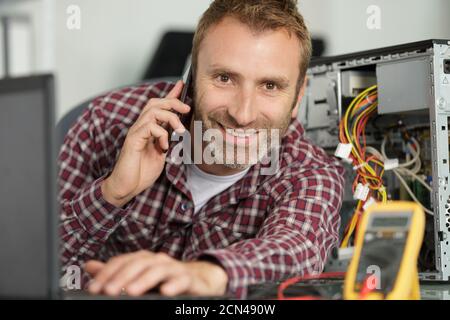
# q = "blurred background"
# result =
<box><xmin>1</xmin><ymin>0</ymin><xmax>450</xmax><ymax>121</ymax></box>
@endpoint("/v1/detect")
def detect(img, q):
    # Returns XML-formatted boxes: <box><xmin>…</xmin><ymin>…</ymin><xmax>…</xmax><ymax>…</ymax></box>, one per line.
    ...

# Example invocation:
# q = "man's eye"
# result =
<box><xmin>265</xmin><ymin>82</ymin><xmax>277</xmax><ymax>90</ymax></box>
<box><xmin>219</xmin><ymin>74</ymin><xmax>230</xmax><ymax>83</ymax></box>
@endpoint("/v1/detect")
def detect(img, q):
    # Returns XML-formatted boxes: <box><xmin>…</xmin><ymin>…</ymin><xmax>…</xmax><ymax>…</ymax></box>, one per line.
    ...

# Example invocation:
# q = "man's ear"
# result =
<box><xmin>291</xmin><ymin>76</ymin><xmax>308</xmax><ymax>119</ymax></box>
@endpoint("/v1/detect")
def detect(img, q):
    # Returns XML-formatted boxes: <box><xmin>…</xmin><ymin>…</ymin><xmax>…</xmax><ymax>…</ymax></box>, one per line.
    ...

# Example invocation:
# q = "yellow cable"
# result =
<box><xmin>343</xmin><ymin>86</ymin><xmax>378</xmax><ymax>166</ymax></box>
<box><xmin>339</xmin><ymin>86</ymin><xmax>389</xmax><ymax>247</ymax></box>
<box><xmin>340</xmin><ymin>201</ymin><xmax>363</xmax><ymax>248</ymax></box>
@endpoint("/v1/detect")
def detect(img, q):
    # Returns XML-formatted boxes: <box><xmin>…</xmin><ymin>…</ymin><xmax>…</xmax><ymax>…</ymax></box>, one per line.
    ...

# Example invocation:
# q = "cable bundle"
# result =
<box><xmin>338</xmin><ymin>85</ymin><xmax>387</xmax><ymax>247</ymax></box>
<box><xmin>380</xmin><ymin>133</ymin><xmax>433</xmax><ymax>215</ymax></box>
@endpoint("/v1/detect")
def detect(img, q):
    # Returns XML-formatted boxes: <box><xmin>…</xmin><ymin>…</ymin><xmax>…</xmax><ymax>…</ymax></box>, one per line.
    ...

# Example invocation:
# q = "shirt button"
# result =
<box><xmin>114</xmin><ymin>215</ymin><xmax>121</xmax><ymax>223</ymax></box>
<box><xmin>181</xmin><ymin>203</ymin><xmax>188</xmax><ymax>211</ymax></box>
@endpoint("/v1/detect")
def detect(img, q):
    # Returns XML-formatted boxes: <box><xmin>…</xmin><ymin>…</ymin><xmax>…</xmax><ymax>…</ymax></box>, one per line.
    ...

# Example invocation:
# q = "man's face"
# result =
<box><xmin>192</xmin><ymin>17</ymin><xmax>304</xmax><ymax>169</ymax></box>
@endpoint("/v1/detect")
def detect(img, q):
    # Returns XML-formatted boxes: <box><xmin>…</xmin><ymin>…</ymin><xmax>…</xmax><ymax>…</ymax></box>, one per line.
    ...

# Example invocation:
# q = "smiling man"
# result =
<box><xmin>58</xmin><ymin>0</ymin><xmax>345</xmax><ymax>299</ymax></box>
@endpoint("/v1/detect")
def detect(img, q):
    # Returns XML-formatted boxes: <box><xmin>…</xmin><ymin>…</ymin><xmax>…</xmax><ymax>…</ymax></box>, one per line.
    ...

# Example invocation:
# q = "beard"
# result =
<box><xmin>191</xmin><ymin>89</ymin><xmax>296</xmax><ymax>169</ymax></box>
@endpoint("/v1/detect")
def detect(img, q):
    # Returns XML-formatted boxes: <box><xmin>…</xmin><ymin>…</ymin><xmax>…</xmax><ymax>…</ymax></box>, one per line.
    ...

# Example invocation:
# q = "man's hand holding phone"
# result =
<box><xmin>101</xmin><ymin>80</ymin><xmax>190</xmax><ymax>208</ymax></box>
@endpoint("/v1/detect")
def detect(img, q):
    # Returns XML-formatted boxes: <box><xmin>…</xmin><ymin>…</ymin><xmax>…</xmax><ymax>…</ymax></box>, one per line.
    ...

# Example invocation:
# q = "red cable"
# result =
<box><xmin>359</xmin><ymin>274</ymin><xmax>377</xmax><ymax>299</ymax></box>
<box><xmin>277</xmin><ymin>271</ymin><xmax>346</xmax><ymax>300</ymax></box>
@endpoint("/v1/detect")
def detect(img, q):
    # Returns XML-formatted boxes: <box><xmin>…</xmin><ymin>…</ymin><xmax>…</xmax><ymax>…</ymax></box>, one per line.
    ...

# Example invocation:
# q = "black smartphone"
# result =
<box><xmin>169</xmin><ymin>63</ymin><xmax>193</xmax><ymax>137</ymax></box>
<box><xmin>180</xmin><ymin>63</ymin><xmax>193</xmax><ymax>104</ymax></box>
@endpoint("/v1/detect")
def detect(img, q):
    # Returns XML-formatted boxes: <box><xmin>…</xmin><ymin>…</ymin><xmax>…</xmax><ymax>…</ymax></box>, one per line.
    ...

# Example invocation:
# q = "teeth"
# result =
<box><xmin>225</xmin><ymin>128</ymin><xmax>258</xmax><ymax>138</ymax></box>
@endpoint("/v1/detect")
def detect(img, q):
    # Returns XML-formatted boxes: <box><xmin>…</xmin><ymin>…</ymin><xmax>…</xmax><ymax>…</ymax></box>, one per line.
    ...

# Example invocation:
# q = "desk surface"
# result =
<box><xmin>247</xmin><ymin>280</ymin><xmax>450</xmax><ymax>300</ymax></box>
<box><xmin>420</xmin><ymin>283</ymin><xmax>450</xmax><ymax>300</ymax></box>
<box><xmin>64</xmin><ymin>280</ymin><xmax>450</xmax><ymax>300</ymax></box>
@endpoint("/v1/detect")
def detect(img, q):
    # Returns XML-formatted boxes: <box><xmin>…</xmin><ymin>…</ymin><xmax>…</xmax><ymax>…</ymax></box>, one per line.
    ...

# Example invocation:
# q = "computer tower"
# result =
<box><xmin>301</xmin><ymin>40</ymin><xmax>450</xmax><ymax>282</ymax></box>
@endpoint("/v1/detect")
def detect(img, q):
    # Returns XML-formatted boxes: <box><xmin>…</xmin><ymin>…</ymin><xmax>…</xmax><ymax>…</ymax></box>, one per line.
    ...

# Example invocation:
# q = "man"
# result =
<box><xmin>59</xmin><ymin>0</ymin><xmax>345</xmax><ymax>299</ymax></box>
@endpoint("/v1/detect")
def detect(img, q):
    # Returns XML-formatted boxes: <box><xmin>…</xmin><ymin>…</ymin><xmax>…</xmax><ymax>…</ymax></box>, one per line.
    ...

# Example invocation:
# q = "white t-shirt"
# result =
<box><xmin>184</xmin><ymin>164</ymin><xmax>250</xmax><ymax>214</ymax></box>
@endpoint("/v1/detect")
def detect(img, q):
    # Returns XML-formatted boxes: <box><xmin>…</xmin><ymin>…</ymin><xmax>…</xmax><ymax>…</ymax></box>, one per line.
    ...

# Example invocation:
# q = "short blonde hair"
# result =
<box><xmin>192</xmin><ymin>0</ymin><xmax>312</xmax><ymax>89</ymax></box>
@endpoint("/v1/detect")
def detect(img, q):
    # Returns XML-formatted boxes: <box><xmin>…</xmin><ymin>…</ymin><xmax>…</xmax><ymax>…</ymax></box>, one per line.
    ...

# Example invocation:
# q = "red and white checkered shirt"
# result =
<box><xmin>58</xmin><ymin>81</ymin><xmax>345</xmax><ymax>298</ymax></box>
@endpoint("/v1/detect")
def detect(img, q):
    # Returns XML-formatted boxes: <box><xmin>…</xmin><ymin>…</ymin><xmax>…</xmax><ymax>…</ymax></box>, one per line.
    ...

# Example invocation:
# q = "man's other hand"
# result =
<box><xmin>84</xmin><ymin>251</ymin><xmax>228</xmax><ymax>297</ymax></box>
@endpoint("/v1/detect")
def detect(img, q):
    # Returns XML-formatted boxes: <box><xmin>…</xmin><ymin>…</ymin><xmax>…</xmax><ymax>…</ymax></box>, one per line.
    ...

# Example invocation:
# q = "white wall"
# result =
<box><xmin>299</xmin><ymin>0</ymin><xmax>334</xmax><ymax>46</ymax></box>
<box><xmin>53</xmin><ymin>0</ymin><xmax>209</xmax><ymax>120</ymax></box>
<box><xmin>326</xmin><ymin>0</ymin><xmax>450</xmax><ymax>55</ymax></box>
<box><xmin>1</xmin><ymin>0</ymin><xmax>450</xmax><ymax>120</ymax></box>
<box><xmin>0</xmin><ymin>0</ymin><xmax>54</xmax><ymax>75</ymax></box>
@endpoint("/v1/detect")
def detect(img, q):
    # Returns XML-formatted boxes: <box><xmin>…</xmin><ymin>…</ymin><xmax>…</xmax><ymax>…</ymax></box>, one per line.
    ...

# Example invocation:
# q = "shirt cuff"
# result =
<box><xmin>197</xmin><ymin>249</ymin><xmax>253</xmax><ymax>299</ymax></box>
<box><xmin>71</xmin><ymin>175</ymin><xmax>134</xmax><ymax>241</ymax></box>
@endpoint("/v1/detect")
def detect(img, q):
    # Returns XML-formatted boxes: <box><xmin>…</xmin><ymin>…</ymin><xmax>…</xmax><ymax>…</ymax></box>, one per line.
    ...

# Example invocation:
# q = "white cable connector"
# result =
<box><xmin>354</xmin><ymin>183</ymin><xmax>370</xmax><ymax>201</ymax></box>
<box><xmin>335</xmin><ymin>143</ymin><xmax>352</xmax><ymax>160</ymax></box>
<box><xmin>363</xmin><ymin>197</ymin><xmax>377</xmax><ymax>211</ymax></box>
<box><xmin>384</xmin><ymin>158</ymin><xmax>399</xmax><ymax>171</ymax></box>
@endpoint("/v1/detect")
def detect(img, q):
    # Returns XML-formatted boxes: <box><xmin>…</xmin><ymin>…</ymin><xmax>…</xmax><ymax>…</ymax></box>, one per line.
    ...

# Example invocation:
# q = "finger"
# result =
<box><xmin>151</xmin><ymin>109</ymin><xmax>187</xmax><ymax>134</ymax></box>
<box><xmin>160</xmin><ymin>274</ymin><xmax>191</xmax><ymax>297</ymax></box>
<box><xmin>132</xmin><ymin>104</ymin><xmax>189</xmax><ymax>137</ymax></box>
<box><xmin>134</xmin><ymin>109</ymin><xmax>186</xmax><ymax>136</ymax></box>
<box><xmin>84</xmin><ymin>260</ymin><xmax>105</xmax><ymax>277</ymax></box>
<box><xmin>140</xmin><ymin>97</ymin><xmax>191</xmax><ymax>117</ymax></box>
<box><xmin>103</xmin><ymin>252</ymin><xmax>171</xmax><ymax>296</ymax></box>
<box><xmin>103</xmin><ymin>259</ymin><xmax>154</xmax><ymax>296</ymax></box>
<box><xmin>159</xmin><ymin>98</ymin><xmax>191</xmax><ymax>113</ymax></box>
<box><xmin>154</xmin><ymin>109</ymin><xmax>186</xmax><ymax>133</ymax></box>
<box><xmin>166</xmin><ymin>80</ymin><xmax>184</xmax><ymax>99</ymax></box>
<box><xmin>88</xmin><ymin>254</ymin><xmax>135</xmax><ymax>294</ymax></box>
<box><xmin>125</xmin><ymin>264</ymin><xmax>179</xmax><ymax>296</ymax></box>
<box><xmin>132</xmin><ymin>122</ymin><xmax>169</xmax><ymax>151</ymax></box>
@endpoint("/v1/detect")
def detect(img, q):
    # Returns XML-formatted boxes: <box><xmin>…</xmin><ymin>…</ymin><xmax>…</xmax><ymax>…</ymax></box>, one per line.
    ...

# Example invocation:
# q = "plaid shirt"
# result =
<box><xmin>58</xmin><ymin>81</ymin><xmax>345</xmax><ymax>299</ymax></box>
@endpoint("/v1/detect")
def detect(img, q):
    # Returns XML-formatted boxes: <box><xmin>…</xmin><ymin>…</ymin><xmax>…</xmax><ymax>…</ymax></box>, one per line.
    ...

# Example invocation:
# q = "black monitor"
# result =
<box><xmin>0</xmin><ymin>74</ymin><xmax>58</xmax><ymax>299</ymax></box>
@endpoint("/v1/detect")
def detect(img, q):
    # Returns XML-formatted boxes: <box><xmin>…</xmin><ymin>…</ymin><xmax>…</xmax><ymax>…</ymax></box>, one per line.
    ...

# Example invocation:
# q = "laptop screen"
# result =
<box><xmin>0</xmin><ymin>75</ymin><xmax>58</xmax><ymax>299</ymax></box>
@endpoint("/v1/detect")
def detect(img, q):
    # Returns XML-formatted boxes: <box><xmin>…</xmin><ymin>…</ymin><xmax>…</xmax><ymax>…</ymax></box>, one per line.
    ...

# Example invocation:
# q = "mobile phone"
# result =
<box><xmin>168</xmin><ymin>63</ymin><xmax>193</xmax><ymax>137</ymax></box>
<box><xmin>180</xmin><ymin>63</ymin><xmax>192</xmax><ymax>104</ymax></box>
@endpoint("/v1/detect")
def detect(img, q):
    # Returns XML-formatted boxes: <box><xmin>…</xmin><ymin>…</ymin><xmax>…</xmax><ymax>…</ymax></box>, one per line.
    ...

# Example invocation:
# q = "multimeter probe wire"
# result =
<box><xmin>277</xmin><ymin>271</ymin><xmax>346</xmax><ymax>300</ymax></box>
<box><xmin>276</xmin><ymin>271</ymin><xmax>376</xmax><ymax>300</ymax></box>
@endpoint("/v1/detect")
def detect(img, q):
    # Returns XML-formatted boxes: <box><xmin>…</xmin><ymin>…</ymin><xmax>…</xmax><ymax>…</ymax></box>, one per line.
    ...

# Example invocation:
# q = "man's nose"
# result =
<box><xmin>227</xmin><ymin>86</ymin><xmax>258</xmax><ymax>127</ymax></box>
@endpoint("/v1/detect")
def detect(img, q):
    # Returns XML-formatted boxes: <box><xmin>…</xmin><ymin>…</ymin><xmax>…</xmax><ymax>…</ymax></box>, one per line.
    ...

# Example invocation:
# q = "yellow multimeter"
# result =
<box><xmin>344</xmin><ymin>201</ymin><xmax>425</xmax><ymax>300</ymax></box>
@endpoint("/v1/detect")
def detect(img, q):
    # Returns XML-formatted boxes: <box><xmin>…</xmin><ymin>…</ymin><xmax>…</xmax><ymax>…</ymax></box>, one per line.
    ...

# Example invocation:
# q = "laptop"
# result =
<box><xmin>0</xmin><ymin>74</ymin><xmax>229</xmax><ymax>300</ymax></box>
<box><xmin>0</xmin><ymin>74</ymin><xmax>59</xmax><ymax>299</ymax></box>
